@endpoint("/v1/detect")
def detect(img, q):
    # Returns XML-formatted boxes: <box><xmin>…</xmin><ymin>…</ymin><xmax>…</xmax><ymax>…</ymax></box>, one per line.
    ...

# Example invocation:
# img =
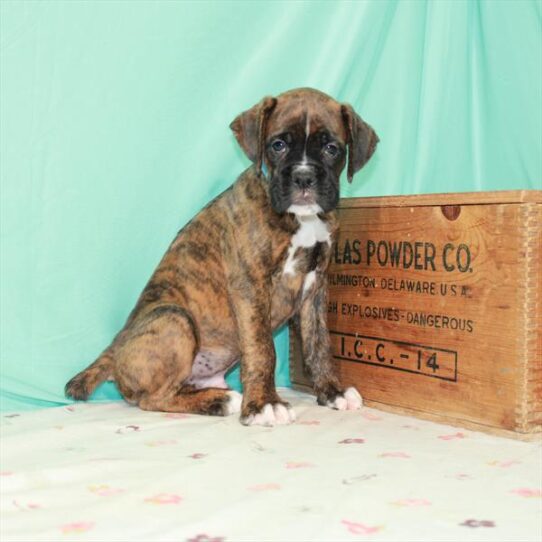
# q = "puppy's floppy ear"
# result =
<box><xmin>230</xmin><ymin>96</ymin><xmax>277</xmax><ymax>175</ymax></box>
<box><xmin>341</xmin><ymin>104</ymin><xmax>379</xmax><ymax>183</ymax></box>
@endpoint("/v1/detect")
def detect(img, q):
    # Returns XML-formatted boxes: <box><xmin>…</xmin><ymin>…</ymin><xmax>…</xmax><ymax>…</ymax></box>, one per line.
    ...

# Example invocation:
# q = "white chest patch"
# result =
<box><xmin>283</xmin><ymin>212</ymin><xmax>331</xmax><ymax>276</ymax></box>
<box><xmin>303</xmin><ymin>270</ymin><xmax>317</xmax><ymax>293</ymax></box>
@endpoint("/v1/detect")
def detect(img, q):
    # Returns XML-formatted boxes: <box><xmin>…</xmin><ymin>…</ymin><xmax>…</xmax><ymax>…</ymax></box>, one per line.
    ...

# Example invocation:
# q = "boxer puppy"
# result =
<box><xmin>65</xmin><ymin>88</ymin><xmax>378</xmax><ymax>426</ymax></box>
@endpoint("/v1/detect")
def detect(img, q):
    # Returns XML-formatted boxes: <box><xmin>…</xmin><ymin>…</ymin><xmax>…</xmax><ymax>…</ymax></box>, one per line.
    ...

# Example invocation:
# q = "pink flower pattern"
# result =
<box><xmin>487</xmin><ymin>460</ymin><xmax>521</xmax><ymax>468</ymax></box>
<box><xmin>163</xmin><ymin>413</ymin><xmax>190</xmax><ymax>419</ymax></box>
<box><xmin>88</xmin><ymin>484</ymin><xmax>125</xmax><ymax>497</ymax></box>
<box><xmin>285</xmin><ymin>461</ymin><xmax>315</xmax><ymax>469</ymax></box>
<box><xmin>59</xmin><ymin>521</ymin><xmax>94</xmax><ymax>534</ymax></box>
<box><xmin>13</xmin><ymin>500</ymin><xmax>41</xmax><ymax>511</ymax></box>
<box><xmin>438</xmin><ymin>432</ymin><xmax>466</xmax><ymax>440</ymax></box>
<box><xmin>361</xmin><ymin>411</ymin><xmax>382</xmax><ymax>421</ymax></box>
<box><xmin>186</xmin><ymin>535</ymin><xmax>225</xmax><ymax>542</ymax></box>
<box><xmin>341</xmin><ymin>520</ymin><xmax>383</xmax><ymax>535</ymax></box>
<box><xmin>510</xmin><ymin>488</ymin><xmax>542</xmax><ymax>498</ymax></box>
<box><xmin>144</xmin><ymin>493</ymin><xmax>183</xmax><ymax>505</ymax></box>
<box><xmin>449</xmin><ymin>473</ymin><xmax>473</xmax><ymax>480</ymax></box>
<box><xmin>379</xmin><ymin>451</ymin><xmax>411</xmax><ymax>458</ymax></box>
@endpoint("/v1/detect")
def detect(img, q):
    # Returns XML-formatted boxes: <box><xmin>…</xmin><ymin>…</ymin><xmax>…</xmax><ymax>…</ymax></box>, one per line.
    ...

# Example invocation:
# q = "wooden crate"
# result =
<box><xmin>290</xmin><ymin>190</ymin><xmax>542</xmax><ymax>440</ymax></box>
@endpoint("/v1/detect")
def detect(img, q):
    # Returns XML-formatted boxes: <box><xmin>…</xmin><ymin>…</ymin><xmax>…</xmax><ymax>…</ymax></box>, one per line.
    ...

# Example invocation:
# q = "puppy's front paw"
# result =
<box><xmin>327</xmin><ymin>387</ymin><xmax>363</xmax><ymax>411</ymax></box>
<box><xmin>241</xmin><ymin>402</ymin><xmax>296</xmax><ymax>427</ymax></box>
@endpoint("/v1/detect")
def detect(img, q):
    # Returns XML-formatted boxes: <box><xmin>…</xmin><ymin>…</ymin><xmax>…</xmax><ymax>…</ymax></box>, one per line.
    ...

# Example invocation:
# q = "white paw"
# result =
<box><xmin>327</xmin><ymin>387</ymin><xmax>363</xmax><ymax>411</ymax></box>
<box><xmin>242</xmin><ymin>403</ymin><xmax>296</xmax><ymax>426</ymax></box>
<box><xmin>225</xmin><ymin>391</ymin><xmax>243</xmax><ymax>415</ymax></box>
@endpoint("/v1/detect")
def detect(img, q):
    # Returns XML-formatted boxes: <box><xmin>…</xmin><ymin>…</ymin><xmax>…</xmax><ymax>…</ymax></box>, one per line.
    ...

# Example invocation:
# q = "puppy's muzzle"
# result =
<box><xmin>292</xmin><ymin>164</ymin><xmax>317</xmax><ymax>190</ymax></box>
<box><xmin>288</xmin><ymin>163</ymin><xmax>323</xmax><ymax>206</ymax></box>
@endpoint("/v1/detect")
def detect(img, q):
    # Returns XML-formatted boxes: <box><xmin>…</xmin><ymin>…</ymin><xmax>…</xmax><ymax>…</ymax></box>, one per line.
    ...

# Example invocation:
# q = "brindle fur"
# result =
<box><xmin>65</xmin><ymin>88</ymin><xmax>378</xmax><ymax>423</ymax></box>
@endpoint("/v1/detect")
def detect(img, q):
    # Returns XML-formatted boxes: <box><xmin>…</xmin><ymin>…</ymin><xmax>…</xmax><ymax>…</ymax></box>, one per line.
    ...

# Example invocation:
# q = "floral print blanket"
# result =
<box><xmin>1</xmin><ymin>389</ymin><xmax>541</xmax><ymax>542</ymax></box>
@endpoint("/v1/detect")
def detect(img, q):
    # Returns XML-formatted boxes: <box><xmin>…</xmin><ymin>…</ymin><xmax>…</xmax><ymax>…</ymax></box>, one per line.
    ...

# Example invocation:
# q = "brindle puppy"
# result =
<box><xmin>65</xmin><ymin>88</ymin><xmax>378</xmax><ymax>426</ymax></box>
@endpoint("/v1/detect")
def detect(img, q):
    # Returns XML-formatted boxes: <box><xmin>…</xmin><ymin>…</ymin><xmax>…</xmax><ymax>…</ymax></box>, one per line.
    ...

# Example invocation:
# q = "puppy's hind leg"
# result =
<box><xmin>139</xmin><ymin>388</ymin><xmax>242</xmax><ymax>417</ymax></box>
<box><xmin>114</xmin><ymin>305</ymin><xmax>241</xmax><ymax>416</ymax></box>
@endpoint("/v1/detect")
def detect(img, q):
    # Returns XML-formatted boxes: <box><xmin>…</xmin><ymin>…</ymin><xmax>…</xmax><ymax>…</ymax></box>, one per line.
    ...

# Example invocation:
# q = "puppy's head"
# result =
<box><xmin>230</xmin><ymin>88</ymin><xmax>379</xmax><ymax>216</ymax></box>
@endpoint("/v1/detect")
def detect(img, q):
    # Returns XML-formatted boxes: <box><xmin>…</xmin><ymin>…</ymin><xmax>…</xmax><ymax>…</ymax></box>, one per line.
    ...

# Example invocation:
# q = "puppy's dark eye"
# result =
<box><xmin>324</xmin><ymin>143</ymin><xmax>339</xmax><ymax>157</ymax></box>
<box><xmin>271</xmin><ymin>139</ymin><xmax>287</xmax><ymax>153</ymax></box>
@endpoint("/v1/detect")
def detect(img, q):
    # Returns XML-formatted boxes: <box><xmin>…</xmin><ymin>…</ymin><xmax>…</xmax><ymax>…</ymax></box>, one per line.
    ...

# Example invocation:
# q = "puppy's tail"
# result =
<box><xmin>65</xmin><ymin>352</ymin><xmax>114</xmax><ymax>401</ymax></box>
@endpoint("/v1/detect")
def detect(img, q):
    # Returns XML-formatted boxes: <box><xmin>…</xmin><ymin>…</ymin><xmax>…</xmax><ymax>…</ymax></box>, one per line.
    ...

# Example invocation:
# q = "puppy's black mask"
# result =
<box><xmin>265</xmin><ymin>118</ymin><xmax>346</xmax><ymax>215</ymax></box>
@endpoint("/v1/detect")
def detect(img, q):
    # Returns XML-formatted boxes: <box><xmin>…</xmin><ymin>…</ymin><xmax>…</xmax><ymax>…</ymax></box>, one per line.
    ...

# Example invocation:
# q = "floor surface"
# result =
<box><xmin>1</xmin><ymin>389</ymin><xmax>541</xmax><ymax>542</ymax></box>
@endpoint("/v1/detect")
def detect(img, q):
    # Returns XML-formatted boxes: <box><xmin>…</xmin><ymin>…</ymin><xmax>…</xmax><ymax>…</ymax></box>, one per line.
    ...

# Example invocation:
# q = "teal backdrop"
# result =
<box><xmin>1</xmin><ymin>1</ymin><xmax>541</xmax><ymax>411</ymax></box>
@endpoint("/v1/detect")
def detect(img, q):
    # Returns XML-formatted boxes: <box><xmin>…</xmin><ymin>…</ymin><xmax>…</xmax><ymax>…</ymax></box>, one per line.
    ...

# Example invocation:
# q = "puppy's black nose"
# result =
<box><xmin>292</xmin><ymin>167</ymin><xmax>316</xmax><ymax>190</ymax></box>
